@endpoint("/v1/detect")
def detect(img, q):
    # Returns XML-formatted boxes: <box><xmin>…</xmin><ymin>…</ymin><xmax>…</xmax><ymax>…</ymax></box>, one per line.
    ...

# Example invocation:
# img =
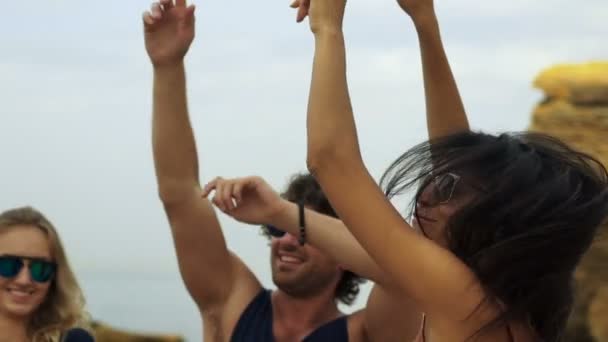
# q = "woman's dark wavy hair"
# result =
<box><xmin>261</xmin><ymin>172</ymin><xmax>366</xmax><ymax>306</ymax></box>
<box><xmin>380</xmin><ymin>131</ymin><xmax>608</xmax><ymax>341</ymax></box>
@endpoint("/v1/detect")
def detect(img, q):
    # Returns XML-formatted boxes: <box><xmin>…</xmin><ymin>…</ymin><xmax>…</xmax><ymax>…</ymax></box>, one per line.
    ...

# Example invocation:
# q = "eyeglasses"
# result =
<box><xmin>0</xmin><ymin>255</ymin><xmax>57</xmax><ymax>283</ymax></box>
<box><xmin>265</xmin><ymin>225</ymin><xmax>286</xmax><ymax>238</ymax></box>
<box><xmin>427</xmin><ymin>172</ymin><xmax>461</xmax><ymax>205</ymax></box>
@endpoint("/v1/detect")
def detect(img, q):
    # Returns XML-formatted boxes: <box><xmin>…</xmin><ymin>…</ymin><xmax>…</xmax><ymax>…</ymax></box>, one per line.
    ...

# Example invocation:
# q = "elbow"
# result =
<box><xmin>157</xmin><ymin>179</ymin><xmax>197</xmax><ymax>205</ymax></box>
<box><xmin>306</xmin><ymin>144</ymin><xmax>336</xmax><ymax>177</ymax></box>
<box><xmin>306</xmin><ymin>143</ymin><xmax>362</xmax><ymax>178</ymax></box>
<box><xmin>157</xmin><ymin>184</ymin><xmax>180</xmax><ymax>205</ymax></box>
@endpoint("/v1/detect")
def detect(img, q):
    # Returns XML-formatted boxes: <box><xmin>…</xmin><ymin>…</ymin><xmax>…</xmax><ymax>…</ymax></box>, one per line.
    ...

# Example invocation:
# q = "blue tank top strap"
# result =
<box><xmin>231</xmin><ymin>289</ymin><xmax>273</xmax><ymax>342</ymax></box>
<box><xmin>231</xmin><ymin>288</ymin><xmax>349</xmax><ymax>342</ymax></box>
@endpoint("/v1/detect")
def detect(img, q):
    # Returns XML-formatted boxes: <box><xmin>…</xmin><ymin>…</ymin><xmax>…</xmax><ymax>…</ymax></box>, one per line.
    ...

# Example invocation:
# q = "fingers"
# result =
<box><xmin>175</xmin><ymin>0</ymin><xmax>187</xmax><ymax>7</ymax></box>
<box><xmin>204</xmin><ymin>177</ymin><xmax>262</xmax><ymax>214</ymax></box>
<box><xmin>160</xmin><ymin>0</ymin><xmax>174</xmax><ymax>10</ymax></box>
<box><xmin>186</xmin><ymin>4</ymin><xmax>196</xmax><ymax>24</ymax></box>
<box><xmin>290</xmin><ymin>0</ymin><xmax>309</xmax><ymax>23</ymax></box>
<box><xmin>151</xmin><ymin>2</ymin><xmax>163</xmax><ymax>19</ymax></box>
<box><xmin>204</xmin><ymin>177</ymin><xmax>239</xmax><ymax>212</ymax></box>
<box><xmin>143</xmin><ymin>1</ymin><xmax>168</xmax><ymax>30</ymax></box>
<box><xmin>209</xmin><ymin>179</ymin><xmax>226</xmax><ymax>212</ymax></box>
<box><xmin>187</xmin><ymin>4</ymin><xmax>196</xmax><ymax>14</ymax></box>
<box><xmin>143</xmin><ymin>11</ymin><xmax>156</xmax><ymax>26</ymax></box>
<box><xmin>220</xmin><ymin>181</ymin><xmax>236</xmax><ymax>212</ymax></box>
<box><xmin>202</xmin><ymin>177</ymin><xmax>220</xmax><ymax>198</ymax></box>
<box><xmin>143</xmin><ymin>1</ymin><xmax>195</xmax><ymax>28</ymax></box>
<box><xmin>232</xmin><ymin>181</ymin><xmax>244</xmax><ymax>206</ymax></box>
<box><xmin>296</xmin><ymin>0</ymin><xmax>310</xmax><ymax>23</ymax></box>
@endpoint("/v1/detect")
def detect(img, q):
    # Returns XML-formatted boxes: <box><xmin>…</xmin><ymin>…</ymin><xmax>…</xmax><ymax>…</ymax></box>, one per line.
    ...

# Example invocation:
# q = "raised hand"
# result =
<box><xmin>290</xmin><ymin>0</ymin><xmax>310</xmax><ymax>23</ymax></box>
<box><xmin>290</xmin><ymin>0</ymin><xmax>346</xmax><ymax>34</ymax></box>
<box><xmin>202</xmin><ymin>176</ymin><xmax>287</xmax><ymax>226</ymax></box>
<box><xmin>396</xmin><ymin>0</ymin><xmax>435</xmax><ymax>21</ymax></box>
<box><xmin>143</xmin><ymin>0</ymin><xmax>196</xmax><ymax>67</ymax></box>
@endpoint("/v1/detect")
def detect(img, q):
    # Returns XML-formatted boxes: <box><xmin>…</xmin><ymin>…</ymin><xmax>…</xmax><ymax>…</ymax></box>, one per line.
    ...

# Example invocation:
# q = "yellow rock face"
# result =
<box><xmin>533</xmin><ymin>62</ymin><xmax>608</xmax><ymax>105</ymax></box>
<box><xmin>530</xmin><ymin>61</ymin><xmax>608</xmax><ymax>342</ymax></box>
<box><xmin>530</xmin><ymin>100</ymin><xmax>608</xmax><ymax>166</ymax></box>
<box><xmin>589</xmin><ymin>286</ymin><xmax>608</xmax><ymax>342</ymax></box>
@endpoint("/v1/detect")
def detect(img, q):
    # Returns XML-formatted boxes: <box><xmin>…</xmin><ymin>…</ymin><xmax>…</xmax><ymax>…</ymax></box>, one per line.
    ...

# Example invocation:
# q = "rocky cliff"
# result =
<box><xmin>529</xmin><ymin>61</ymin><xmax>608</xmax><ymax>342</ymax></box>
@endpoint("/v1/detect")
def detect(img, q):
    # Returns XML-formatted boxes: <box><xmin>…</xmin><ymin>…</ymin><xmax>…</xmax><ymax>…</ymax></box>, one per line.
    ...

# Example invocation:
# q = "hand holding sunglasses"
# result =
<box><xmin>0</xmin><ymin>255</ymin><xmax>57</xmax><ymax>283</ymax></box>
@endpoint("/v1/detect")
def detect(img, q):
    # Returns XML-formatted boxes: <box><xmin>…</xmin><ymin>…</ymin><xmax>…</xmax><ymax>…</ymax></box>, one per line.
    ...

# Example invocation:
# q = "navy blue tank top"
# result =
<box><xmin>231</xmin><ymin>289</ymin><xmax>349</xmax><ymax>342</ymax></box>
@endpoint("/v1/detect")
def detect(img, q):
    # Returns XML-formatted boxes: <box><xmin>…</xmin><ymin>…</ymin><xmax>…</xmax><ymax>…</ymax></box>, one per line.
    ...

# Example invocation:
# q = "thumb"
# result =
<box><xmin>296</xmin><ymin>0</ymin><xmax>309</xmax><ymax>23</ymax></box>
<box><xmin>186</xmin><ymin>4</ymin><xmax>196</xmax><ymax>21</ymax></box>
<box><xmin>181</xmin><ymin>4</ymin><xmax>195</xmax><ymax>28</ymax></box>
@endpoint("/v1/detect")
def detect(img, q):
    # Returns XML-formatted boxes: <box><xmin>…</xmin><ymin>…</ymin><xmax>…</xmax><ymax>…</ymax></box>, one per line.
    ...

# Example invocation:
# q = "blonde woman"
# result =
<box><xmin>0</xmin><ymin>206</ymin><xmax>89</xmax><ymax>342</ymax></box>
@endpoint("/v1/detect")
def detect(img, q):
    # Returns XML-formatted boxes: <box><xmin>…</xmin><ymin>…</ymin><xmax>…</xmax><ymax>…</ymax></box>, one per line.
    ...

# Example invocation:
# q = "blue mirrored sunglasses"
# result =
<box><xmin>0</xmin><ymin>255</ymin><xmax>57</xmax><ymax>283</ymax></box>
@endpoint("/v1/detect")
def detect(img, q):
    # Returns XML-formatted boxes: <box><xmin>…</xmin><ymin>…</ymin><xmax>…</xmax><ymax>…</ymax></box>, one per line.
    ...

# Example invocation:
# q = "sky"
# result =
<box><xmin>1</xmin><ymin>0</ymin><xmax>607</xmax><ymax>335</ymax></box>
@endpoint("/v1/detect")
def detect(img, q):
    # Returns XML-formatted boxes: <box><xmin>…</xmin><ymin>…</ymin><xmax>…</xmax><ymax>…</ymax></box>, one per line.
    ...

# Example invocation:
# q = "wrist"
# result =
<box><xmin>153</xmin><ymin>60</ymin><xmax>185</xmax><ymax>74</ymax></box>
<box><xmin>270</xmin><ymin>199</ymin><xmax>297</xmax><ymax>228</ymax></box>
<box><xmin>313</xmin><ymin>27</ymin><xmax>344</xmax><ymax>40</ymax></box>
<box><xmin>411</xmin><ymin>12</ymin><xmax>439</xmax><ymax>32</ymax></box>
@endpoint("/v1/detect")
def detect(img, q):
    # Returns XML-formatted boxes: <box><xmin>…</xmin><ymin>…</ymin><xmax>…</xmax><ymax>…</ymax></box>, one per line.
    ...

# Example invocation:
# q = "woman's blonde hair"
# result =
<box><xmin>0</xmin><ymin>206</ymin><xmax>90</xmax><ymax>342</ymax></box>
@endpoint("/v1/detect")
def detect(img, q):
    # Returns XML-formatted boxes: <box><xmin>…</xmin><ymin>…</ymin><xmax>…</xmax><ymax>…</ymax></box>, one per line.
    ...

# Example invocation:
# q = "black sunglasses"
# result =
<box><xmin>0</xmin><ymin>255</ymin><xmax>57</xmax><ymax>283</ymax></box>
<box><xmin>265</xmin><ymin>225</ymin><xmax>286</xmax><ymax>238</ymax></box>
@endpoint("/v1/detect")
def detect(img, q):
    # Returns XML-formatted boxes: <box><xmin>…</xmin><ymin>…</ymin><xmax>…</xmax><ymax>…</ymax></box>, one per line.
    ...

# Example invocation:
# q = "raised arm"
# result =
<box><xmin>399</xmin><ymin>0</ymin><xmax>469</xmax><ymax>138</ymax></box>
<box><xmin>143</xmin><ymin>0</ymin><xmax>259</xmax><ymax>311</ymax></box>
<box><xmin>303</xmin><ymin>0</ymin><xmax>490</xmax><ymax>323</ymax></box>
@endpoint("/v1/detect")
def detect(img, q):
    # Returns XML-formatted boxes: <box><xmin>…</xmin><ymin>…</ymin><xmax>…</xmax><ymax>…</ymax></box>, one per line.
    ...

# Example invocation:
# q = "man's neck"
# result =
<box><xmin>0</xmin><ymin>315</ymin><xmax>28</xmax><ymax>342</ymax></box>
<box><xmin>271</xmin><ymin>289</ymin><xmax>342</xmax><ymax>333</ymax></box>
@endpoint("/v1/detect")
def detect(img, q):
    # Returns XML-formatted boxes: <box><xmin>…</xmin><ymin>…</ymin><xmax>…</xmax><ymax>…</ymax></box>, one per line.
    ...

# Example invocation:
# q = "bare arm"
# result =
<box><xmin>400</xmin><ymin>1</ymin><xmax>469</xmax><ymax>138</ymax></box>
<box><xmin>415</xmin><ymin>14</ymin><xmax>469</xmax><ymax>138</ymax></box>
<box><xmin>204</xmin><ymin>176</ymin><xmax>391</xmax><ymax>286</ymax></box>
<box><xmin>304</xmin><ymin>1</ymin><xmax>490</xmax><ymax>322</ymax></box>
<box><xmin>363</xmin><ymin>286</ymin><xmax>421</xmax><ymax>342</ymax></box>
<box><xmin>144</xmin><ymin>1</ymin><xmax>259</xmax><ymax>311</ymax></box>
<box><xmin>153</xmin><ymin>65</ymin><xmax>240</xmax><ymax>309</ymax></box>
<box><xmin>273</xmin><ymin>200</ymin><xmax>391</xmax><ymax>286</ymax></box>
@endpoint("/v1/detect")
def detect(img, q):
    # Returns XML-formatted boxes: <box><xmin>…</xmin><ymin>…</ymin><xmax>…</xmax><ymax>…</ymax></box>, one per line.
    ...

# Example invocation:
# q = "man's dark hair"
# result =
<box><xmin>262</xmin><ymin>172</ymin><xmax>366</xmax><ymax>305</ymax></box>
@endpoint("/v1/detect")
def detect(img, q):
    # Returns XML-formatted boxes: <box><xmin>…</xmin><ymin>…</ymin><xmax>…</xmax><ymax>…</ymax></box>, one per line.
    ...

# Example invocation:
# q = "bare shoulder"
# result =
<box><xmin>362</xmin><ymin>285</ymin><xmax>422</xmax><ymax>342</ymax></box>
<box><xmin>509</xmin><ymin>320</ymin><xmax>539</xmax><ymax>342</ymax></box>
<box><xmin>202</xmin><ymin>252</ymin><xmax>263</xmax><ymax>342</ymax></box>
<box><xmin>472</xmin><ymin>321</ymin><xmax>538</xmax><ymax>342</ymax></box>
<box><xmin>430</xmin><ymin>312</ymin><xmax>538</xmax><ymax>342</ymax></box>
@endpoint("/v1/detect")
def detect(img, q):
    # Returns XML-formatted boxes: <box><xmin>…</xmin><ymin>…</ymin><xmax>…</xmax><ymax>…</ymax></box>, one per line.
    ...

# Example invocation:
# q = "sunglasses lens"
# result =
<box><xmin>434</xmin><ymin>174</ymin><xmax>458</xmax><ymax>203</ymax></box>
<box><xmin>266</xmin><ymin>225</ymin><xmax>286</xmax><ymax>238</ymax></box>
<box><xmin>29</xmin><ymin>261</ymin><xmax>56</xmax><ymax>283</ymax></box>
<box><xmin>0</xmin><ymin>257</ymin><xmax>23</xmax><ymax>278</ymax></box>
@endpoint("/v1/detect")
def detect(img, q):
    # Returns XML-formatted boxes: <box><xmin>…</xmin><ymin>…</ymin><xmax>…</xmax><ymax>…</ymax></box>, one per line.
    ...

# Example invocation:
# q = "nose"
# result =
<box><xmin>280</xmin><ymin>232</ymin><xmax>299</xmax><ymax>243</ymax></box>
<box><xmin>277</xmin><ymin>232</ymin><xmax>300</xmax><ymax>249</ymax></box>
<box><xmin>418</xmin><ymin>187</ymin><xmax>433</xmax><ymax>208</ymax></box>
<box><xmin>13</xmin><ymin>264</ymin><xmax>33</xmax><ymax>285</ymax></box>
